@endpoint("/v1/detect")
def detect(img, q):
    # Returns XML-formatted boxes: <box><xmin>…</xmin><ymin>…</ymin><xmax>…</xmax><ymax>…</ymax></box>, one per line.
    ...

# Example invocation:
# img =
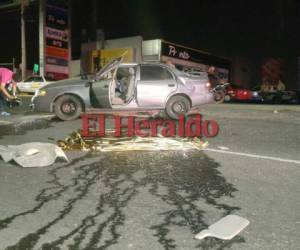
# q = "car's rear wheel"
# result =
<box><xmin>166</xmin><ymin>95</ymin><xmax>190</xmax><ymax>120</ymax></box>
<box><xmin>54</xmin><ymin>95</ymin><xmax>83</xmax><ymax>121</ymax></box>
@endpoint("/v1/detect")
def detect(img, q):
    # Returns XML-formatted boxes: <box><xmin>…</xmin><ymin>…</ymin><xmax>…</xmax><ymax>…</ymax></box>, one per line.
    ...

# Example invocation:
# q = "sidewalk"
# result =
<box><xmin>200</xmin><ymin>103</ymin><xmax>300</xmax><ymax>121</ymax></box>
<box><xmin>0</xmin><ymin>114</ymin><xmax>56</xmax><ymax>137</ymax></box>
<box><xmin>207</xmin><ymin>103</ymin><xmax>300</xmax><ymax>112</ymax></box>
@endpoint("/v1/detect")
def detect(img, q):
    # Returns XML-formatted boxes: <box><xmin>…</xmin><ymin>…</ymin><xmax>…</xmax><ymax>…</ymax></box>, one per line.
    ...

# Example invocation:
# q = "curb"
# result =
<box><xmin>0</xmin><ymin>115</ymin><xmax>56</xmax><ymax>137</ymax></box>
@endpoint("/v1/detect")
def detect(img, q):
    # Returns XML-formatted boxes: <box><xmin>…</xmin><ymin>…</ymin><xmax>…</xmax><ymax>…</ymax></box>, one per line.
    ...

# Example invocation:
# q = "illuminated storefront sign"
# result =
<box><xmin>161</xmin><ymin>41</ymin><xmax>231</xmax><ymax>81</ymax></box>
<box><xmin>45</xmin><ymin>0</ymin><xmax>69</xmax><ymax>80</ymax></box>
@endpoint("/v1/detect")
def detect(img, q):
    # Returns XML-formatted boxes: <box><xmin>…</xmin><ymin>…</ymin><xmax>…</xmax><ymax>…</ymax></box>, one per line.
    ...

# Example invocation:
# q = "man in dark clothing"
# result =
<box><xmin>207</xmin><ymin>66</ymin><xmax>220</xmax><ymax>87</ymax></box>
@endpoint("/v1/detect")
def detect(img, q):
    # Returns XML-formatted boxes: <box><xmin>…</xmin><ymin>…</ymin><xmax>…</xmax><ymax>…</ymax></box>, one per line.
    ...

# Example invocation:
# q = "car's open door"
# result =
<box><xmin>90</xmin><ymin>57</ymin><xmax>123</xmax><ymax>108</ymax></box>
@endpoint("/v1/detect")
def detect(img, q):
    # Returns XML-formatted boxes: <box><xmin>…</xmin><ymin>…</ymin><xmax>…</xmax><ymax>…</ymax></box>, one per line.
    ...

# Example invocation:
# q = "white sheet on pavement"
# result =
<box><xmin>0</xmin><ymin>143</ymin><xmax>68</xmax><ymax>167</ymax></box>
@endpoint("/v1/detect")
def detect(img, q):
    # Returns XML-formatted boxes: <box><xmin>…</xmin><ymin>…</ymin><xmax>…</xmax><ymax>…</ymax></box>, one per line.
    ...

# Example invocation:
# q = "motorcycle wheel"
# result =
<box><xmin>214</xmin><ymin>90</ymin><xmax>225</xmax><ymax>103</ymax></box>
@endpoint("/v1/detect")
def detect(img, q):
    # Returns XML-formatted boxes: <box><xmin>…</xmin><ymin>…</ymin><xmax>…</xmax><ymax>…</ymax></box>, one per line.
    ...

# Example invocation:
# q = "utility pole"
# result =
<box><xmin>39</xmin><ymin>0</ymin><xmax>45</xmax><ymax>76</ymax></box>
<box><xmin>21</xmin><ymin>0</ymin><xmax>28</xmax><ymax>79</ymax></box>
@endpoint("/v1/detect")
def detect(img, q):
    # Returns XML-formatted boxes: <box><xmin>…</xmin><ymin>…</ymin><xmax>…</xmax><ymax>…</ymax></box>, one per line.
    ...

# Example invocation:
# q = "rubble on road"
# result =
<box><xmin>57</xmin><ymin>131</ymin><xmax>208</xmax><ymax>152</ymax></box>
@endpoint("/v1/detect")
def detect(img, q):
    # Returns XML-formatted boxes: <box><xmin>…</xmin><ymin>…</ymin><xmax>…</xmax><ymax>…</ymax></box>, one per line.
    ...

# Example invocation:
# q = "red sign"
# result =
<box><xmin>46</xmin><ymin>46</ymin><xmax>69</xmax><ymax>59</ymax></box>
<box><xmin>46</xmin><ymin>72</ymin><xmax>68</xmax><ymax>80</ymax></box>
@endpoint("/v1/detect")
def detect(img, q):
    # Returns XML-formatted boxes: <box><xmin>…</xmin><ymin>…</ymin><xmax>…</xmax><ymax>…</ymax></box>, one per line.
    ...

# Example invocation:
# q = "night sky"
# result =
<box><xmin>71</xmin><ymin>0</ymin><xmax>300</xmax><ymax>57</ymax></box>
<box><xmin>0</xmin><ymin>0</ymin><xmax>299</xmax><ymax>85</ymax></box>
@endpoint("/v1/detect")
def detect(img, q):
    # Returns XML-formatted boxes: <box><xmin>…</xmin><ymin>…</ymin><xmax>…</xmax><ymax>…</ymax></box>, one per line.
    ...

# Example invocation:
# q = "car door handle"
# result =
<box><xmin>104</xmin><ymin>85</ymin><xmax>108</xmax><ymax>88</ymax></box>
<box><xmin>168</xmin><ymin>84</ymin><xmax>175</xmax><ymax>87</ymax></box>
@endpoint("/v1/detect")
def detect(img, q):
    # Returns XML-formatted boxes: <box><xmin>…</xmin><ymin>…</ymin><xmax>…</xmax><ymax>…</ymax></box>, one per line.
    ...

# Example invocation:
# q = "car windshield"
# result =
<box><xmin>94</xmin><ymin>57</ymin><xmax>123</xmax><ymax>80</ymax></box>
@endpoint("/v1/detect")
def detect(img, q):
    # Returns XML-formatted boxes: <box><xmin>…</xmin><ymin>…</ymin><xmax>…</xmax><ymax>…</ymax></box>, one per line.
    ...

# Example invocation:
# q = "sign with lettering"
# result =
<box><xmin>46</xmin><ymin>27</ymin><xmax>68</xmax><ymax>42</ymax></box>
<box><xmin>46</xmin><ymin>56</ymin><xmax>68</xmax><ymax>66</ymax></box>
<box><xmin>161</xmin><ymin>41</ymin><xmax>231</xmax><ymax>69</ymax></box>
<box><xmin>45</xmin><ymin>0</ymin><xmax>69</xmax><ymax>80</ymax></box>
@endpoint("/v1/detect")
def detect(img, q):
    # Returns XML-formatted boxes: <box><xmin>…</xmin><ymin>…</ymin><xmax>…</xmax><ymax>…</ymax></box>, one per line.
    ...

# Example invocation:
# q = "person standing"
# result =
<box><xmin>207</xmin><ymin>66</ymin><xmax>221</xmax><ymax>87</ymax></box>
<box><xmin>0</xmin><ymin>67</ymin><xmax>17</xmax><ymax>116</ymax></box>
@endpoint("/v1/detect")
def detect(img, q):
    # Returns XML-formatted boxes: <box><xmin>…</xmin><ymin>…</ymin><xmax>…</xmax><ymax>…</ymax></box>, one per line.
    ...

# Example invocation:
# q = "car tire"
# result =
<box><xmin>166</xmin><ymin>95</ymin><xmax>190</xmax><ymax>120</ymax></box>
<box><xmin>54</xmin><ymin>95</ymin><xmax>83</xmax><ymax>121</ymax></box>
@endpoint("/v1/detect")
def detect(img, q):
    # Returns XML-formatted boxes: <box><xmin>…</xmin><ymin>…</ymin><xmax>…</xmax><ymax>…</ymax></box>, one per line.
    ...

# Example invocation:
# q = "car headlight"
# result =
<box><xmin>252</xmin><ymin>91</ymin><xmax>258</xmax><ymax>97</ymax></box>
<box><xmin>38</xmin><ymin>90</ymin><xmax>47</xmax><ymax>96</ymax></box>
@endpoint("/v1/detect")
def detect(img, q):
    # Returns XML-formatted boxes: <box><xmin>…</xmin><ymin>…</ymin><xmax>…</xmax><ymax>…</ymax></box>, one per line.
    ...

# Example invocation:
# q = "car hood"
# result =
<box><xmin>40</xmin><ymin>77</ymin><xmax>86</xmax><ymax>90</ymax></box>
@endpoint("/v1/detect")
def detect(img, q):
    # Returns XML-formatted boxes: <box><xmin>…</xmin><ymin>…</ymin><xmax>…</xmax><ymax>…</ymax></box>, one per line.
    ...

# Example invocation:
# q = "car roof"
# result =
<box><xmin>120</xmin><ymin>62</ymin><xmax>171</xmax><ymax>67</ymax></box>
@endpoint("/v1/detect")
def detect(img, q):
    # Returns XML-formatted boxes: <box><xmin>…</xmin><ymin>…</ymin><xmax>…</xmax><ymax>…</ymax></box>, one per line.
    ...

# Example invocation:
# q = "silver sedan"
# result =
<box><xmin>31</xmin><ymin>57</ymin><xmax>213</xmax><ymax>120</ymax></box>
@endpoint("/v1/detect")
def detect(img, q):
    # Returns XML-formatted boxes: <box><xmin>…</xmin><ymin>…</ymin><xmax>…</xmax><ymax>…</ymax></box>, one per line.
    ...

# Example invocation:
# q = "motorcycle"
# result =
<box><xmin>211</xmin><ymin>82</ymin><xmax>230</xmax><ymax>103</ymax></box>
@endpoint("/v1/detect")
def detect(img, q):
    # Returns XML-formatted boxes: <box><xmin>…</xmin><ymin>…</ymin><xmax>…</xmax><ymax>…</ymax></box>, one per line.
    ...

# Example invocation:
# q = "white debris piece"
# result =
<box><xmin>0</xmin><ymin>143</ymin><xmax>68</xmax><ymax>167</ymax></box>
<box><xmin>195</xmin><ymin>215</ymin><xmax>249</xmax><ymax>240</ymax></box>
<box><xmin>217</xmin><ymin>146</ymin><xmax>230</xmax><ymax>151</ymax></box>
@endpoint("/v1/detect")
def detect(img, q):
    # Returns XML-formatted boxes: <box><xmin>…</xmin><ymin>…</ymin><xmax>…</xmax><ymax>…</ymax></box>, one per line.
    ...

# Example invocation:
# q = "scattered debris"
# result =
<box><xmin>217</xmin><ymin>146</ymin><xmax>229</xmax><ymax>151</ymax></box>
<box><xmin>57</xmin><ymin>131</ymin><xmax>208</xmax><ymax>152</ymax></box>
<box><xmin>273</xmin><ymin>110</ymin><xmax>279</xmax><ymax>114</ymax></box>
<box><xmin>0</xmin><ymin>143</ymin><xmax>68</xmax><ymax>167</ymax></box>
<box><xmin>195</xmin><ymin>215</ymin><xmax>249</xmax><ymax>240</ymax></box>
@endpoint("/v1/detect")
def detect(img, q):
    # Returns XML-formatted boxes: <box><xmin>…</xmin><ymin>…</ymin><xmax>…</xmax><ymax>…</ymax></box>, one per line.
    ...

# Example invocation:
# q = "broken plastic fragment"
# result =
<box><xmin>195</xmin><ymin>215</ymin><xmax>249</xmax><ymax>240</ymax></box>
<box><xmin>0</xmin><ymin>143</ymin><xmax>68</xmax><ymax>168</ymax></box>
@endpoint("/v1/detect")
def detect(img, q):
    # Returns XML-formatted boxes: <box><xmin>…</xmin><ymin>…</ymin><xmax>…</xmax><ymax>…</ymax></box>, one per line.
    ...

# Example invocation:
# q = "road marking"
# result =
<box><xmin>204</xmin><ymin>148</ymin><xmax>300</xmax><ymax>165</ymax></box>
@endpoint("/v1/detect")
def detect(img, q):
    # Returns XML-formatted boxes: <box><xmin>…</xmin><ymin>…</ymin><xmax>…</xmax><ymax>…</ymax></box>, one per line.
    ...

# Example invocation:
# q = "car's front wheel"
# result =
<box><xmin>54</xmin><ymin>95</ymin><xmax>83</xmax><ymax>121</ymax></box>
<box><xmin>166</xmin><ymin>95</ymin><xmax>190</xmax><ymax>120</ymax></box>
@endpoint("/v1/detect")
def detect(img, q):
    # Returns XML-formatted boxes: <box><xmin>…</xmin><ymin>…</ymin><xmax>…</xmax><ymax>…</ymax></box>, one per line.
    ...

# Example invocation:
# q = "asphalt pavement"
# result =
<box><xmin>0</xmin><ymin>103</ymin><xmax>299</xmax><ymax>250</ymax></box>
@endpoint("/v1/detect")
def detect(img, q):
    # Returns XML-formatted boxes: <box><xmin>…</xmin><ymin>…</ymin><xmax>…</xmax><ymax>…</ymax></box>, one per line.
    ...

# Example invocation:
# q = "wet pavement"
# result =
<box><xmin>0</xmin><ymin>150</ymin><xmax>244</xmax><ymax>250</ymax></box>
<box><xmin>0</xmin><ymin>104</ymin><xmax>299</xmax><ymax>250</ymax></box>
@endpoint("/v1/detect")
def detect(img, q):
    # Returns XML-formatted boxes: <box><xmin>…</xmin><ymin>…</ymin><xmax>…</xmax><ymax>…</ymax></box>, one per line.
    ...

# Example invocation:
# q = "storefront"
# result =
<box><xmin>143</xmin><ymin>39</ymin><xmax>232</xmax><ymax>81</ymax></box>
<box><xmin>83</xmin><ymin>37</ymin><xmax>231</xmax><ymax>81</ymax></box>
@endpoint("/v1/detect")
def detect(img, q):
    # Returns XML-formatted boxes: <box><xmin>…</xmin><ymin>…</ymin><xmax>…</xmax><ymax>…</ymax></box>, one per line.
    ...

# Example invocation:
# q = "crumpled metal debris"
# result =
<box><xmin>57</xmin><ymin>130</ymin><xmax>208</xmax><ymax>152</ymax></box>
<box><xmin>0</xmin><ymin>143</ymin><xmax>68</xmax><ymax>167</ymax></box>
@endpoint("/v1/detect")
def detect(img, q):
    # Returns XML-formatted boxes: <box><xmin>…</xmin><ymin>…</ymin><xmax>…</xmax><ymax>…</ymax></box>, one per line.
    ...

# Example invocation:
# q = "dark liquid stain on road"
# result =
<box><xmin>1</xmin><ymin>150</ymin><xmax>244</xmax><ymax>250</ymax></box>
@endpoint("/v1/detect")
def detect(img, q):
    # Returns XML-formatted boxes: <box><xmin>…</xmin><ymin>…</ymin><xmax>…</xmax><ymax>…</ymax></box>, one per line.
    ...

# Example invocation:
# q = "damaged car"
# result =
<box><xmin>31</xmin><ymin>57</ymin><xmax>213</xmax><ymax>120</ymax></box>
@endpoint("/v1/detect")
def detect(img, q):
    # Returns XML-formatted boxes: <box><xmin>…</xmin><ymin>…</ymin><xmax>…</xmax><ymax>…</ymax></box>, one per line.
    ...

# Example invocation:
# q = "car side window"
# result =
<box><xmin>24</xmin><ymin>77</ymin><xmax>35</xmax><ymax>82</ymax></box>
<box><xmin>140</xmin><ymin>65</ymin><xmax>173</xmax><ymax>81</ymax></box>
